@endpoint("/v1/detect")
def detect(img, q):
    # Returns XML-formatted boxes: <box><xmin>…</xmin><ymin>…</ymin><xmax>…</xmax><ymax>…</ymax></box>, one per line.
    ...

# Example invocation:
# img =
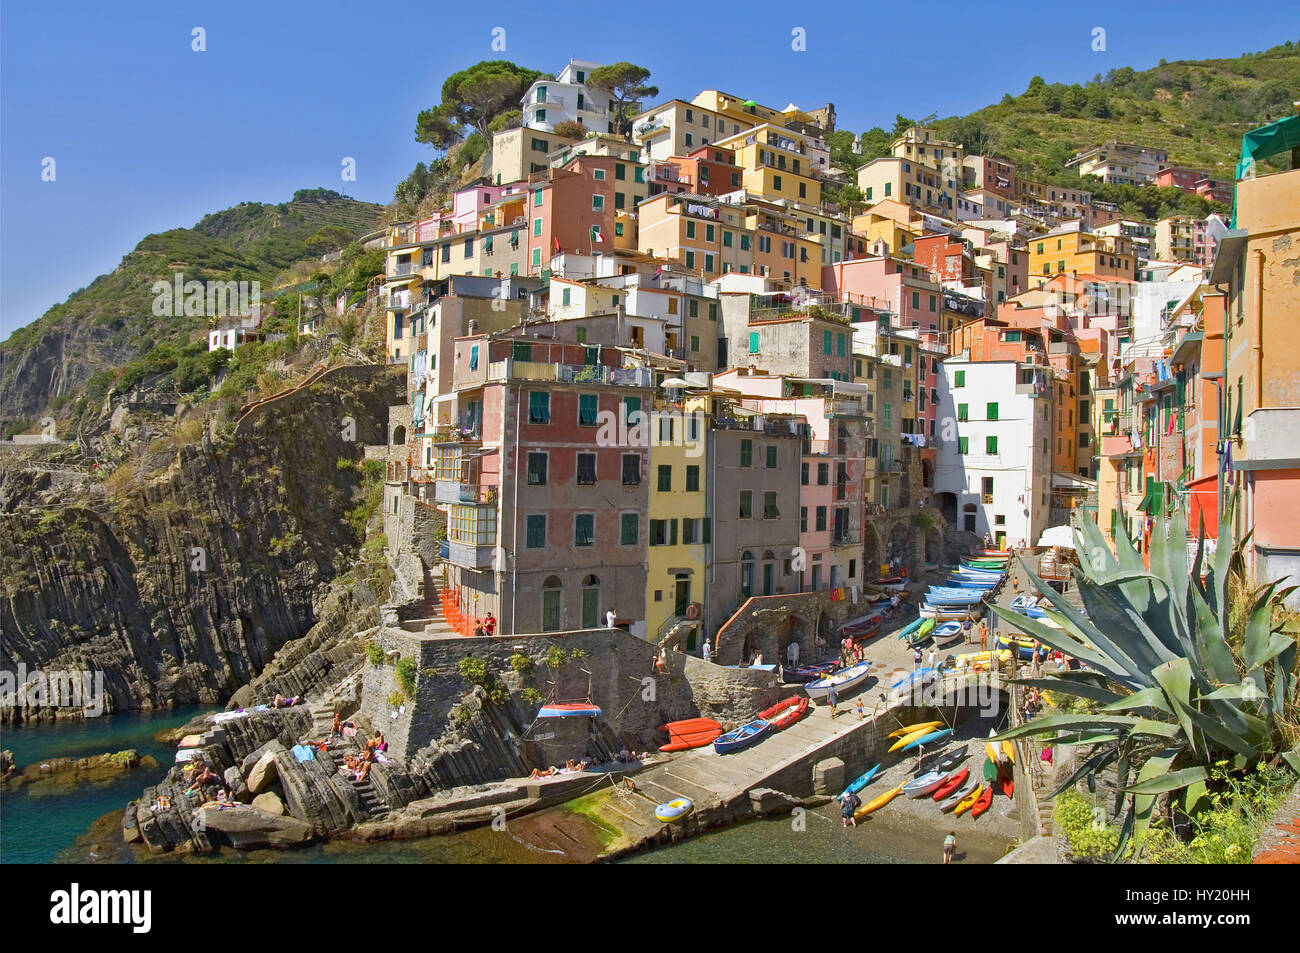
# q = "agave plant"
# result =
<box><xmin>995</xmin><ymin>500</ymin><xmax>1299</xmax><ymax>857</ymax></box>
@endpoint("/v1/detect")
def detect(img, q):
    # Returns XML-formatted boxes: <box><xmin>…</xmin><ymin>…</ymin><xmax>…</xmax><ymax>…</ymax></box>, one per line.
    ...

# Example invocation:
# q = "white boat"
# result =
<box><xmin>902</xmin><ymin>770</ymin><xmax>947</xmax><ymax>798</ymax></box>
<box><xmin>805</xmin><ymin>660</ymin><xmax>872</xmax><ymax>701</ymax></box>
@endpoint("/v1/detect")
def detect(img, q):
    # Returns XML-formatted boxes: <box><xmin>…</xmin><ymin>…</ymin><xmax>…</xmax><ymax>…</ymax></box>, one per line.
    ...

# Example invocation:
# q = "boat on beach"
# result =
<box><xmin>805</xmin><ymin>660</ymin><xmax>872</xmax><ymax>701</ymax></box>
<box><xmin>902</xmin><ymin>771</ymin><xmax>947</xmax><ymax>798</ymax></box>
<box><xmin>659</xmin><ymin>717</ymin><xmax>722</xmax><ymax>751</ymax></box>
<box><xmin>931</xmin><ymin>766</ymin><xmax>970</xmax><ymax>801</ymax></box>
<box><xmin>932</xmin><ymin>621</ymin><xmax>965</xmax><ymax>647</ymax></box>
<box><xmin>758</xmin><ymin>696</ymin><xmax>809</xmax><ymax>731</ymax></box>
<box><xmin>842</xmin><ymin>762</ymin><xmax>882</xmax><ymax>798</ymax></box>
<box><xmin>713</xmin><ymin>718</ymin><xmax>771</xmax><ymax>754</ymax></box>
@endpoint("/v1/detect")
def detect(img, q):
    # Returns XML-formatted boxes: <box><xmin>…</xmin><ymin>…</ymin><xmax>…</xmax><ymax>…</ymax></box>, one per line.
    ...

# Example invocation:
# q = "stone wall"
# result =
<box><xmin>359</xmin><ymin>626</ymin><xmax>783</xmax><ymax>765</ymax></box>
<box><xmin>712</xmin><ymin>588</ymin><xmax>878</xmax><ymax>666</ymax></box>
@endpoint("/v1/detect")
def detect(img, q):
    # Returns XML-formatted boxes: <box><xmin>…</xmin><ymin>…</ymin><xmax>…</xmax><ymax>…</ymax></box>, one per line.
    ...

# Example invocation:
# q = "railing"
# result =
<box><xmin>481</xmin><ymin>360</ymin><xmax>653</xmax><ymax>388</ymax></box>
<box><xmin>578</xmin><ymin>102</ymin><xmax>608</xmax><ymax>117</ymax></box>
<box><xmin>832</xmin><ymin>531</ymin><xmax>860</xmax><ymax>546</ymax></box>
<box><xmin>653</xmin><ymin>167</ymin><xmax>692</xmax><ymax>185</ymax></box>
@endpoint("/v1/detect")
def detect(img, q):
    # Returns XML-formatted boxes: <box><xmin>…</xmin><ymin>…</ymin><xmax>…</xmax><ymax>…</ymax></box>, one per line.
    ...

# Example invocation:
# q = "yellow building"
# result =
<box><xmin>645</xmin><ymin>409</ymin><xmax>710</xmax><ymax>648</ymax></box>
<box><xmin>714</xmin><ymin>123</ymin><xmax>822</xmax><ymax>206</ymax></box>
<box><xmin>638</xmin><ymin>193</ymin><xmax>758</xmax><ymax>279</ymax></box>
<box><xmin>891</xmin><ymin>126</ymin><xmax>965</xmax><ymax>177</ymax></box>
<box><xmin>856</xmin><ymin>157</ymin><xmax>953</xmax><ymax>216</ymax></box>
<box><xmin>1027</xmin><ymin>225</ymin><xmax>1136</xmax><ymax>287</ymax></box>
<box><xmin>850</xmin><ymin>205</ymin><xmax>918</xmax><ymax>257</ymax></box>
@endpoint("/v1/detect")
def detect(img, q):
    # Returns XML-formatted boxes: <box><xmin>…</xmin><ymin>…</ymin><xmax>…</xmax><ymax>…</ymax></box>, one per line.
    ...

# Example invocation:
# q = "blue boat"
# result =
<box><xmin>842</xmin><ymin>762</ymin><xmax>882</xmax><ymax>798</ymax></box>
<box><xmin>897</xmin><ymin>617</ymin><xmax>925</xmax><ymax>641</ymax></box>
<box><xmin>946</xmin><ymin>577</ymin><xmax>998</xmax><ymax>589</ymax></box>
<box><xmin>713</xmin><ymin>718</ymin><xmax>772</xmax><ymax>754</ymax></box>
<box><xmin>926</xmin><ymin>591</ymin><xmax>985</xmax><ymax>606</ymax></box>
<box><xmin>901</xmin><ymin>727</ymin><xmax>953</xmax><ymax>752</ymax></box>
<box><xmin>782</xmin><ymin>660</ymin><xmax>840</xmax><ymax>683</ymax></box>
<box><xmin>890</xmin><ymin>667</ymin><xmax>935</xmax><ymax>693</ymax></box>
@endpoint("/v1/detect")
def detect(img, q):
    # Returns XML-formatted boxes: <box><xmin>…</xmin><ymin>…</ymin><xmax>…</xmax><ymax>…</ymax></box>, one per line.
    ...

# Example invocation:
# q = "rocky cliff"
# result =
<box><xmin>0</xmin><ymin>366</ymin><xmax>403</xmax><ymax>721</ymax></box>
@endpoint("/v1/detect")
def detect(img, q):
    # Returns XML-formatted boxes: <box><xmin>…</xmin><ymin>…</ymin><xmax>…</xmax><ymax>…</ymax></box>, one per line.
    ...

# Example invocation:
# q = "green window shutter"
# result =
<box><xmin>579</xmin><ymin>394</ymin><xmax>598</xmax><ymax>426</ymax></box>
<box><xmin>740</xmin><ymin>439</ymin><xmax>753</xmax><ymax>467</ymax></box>
<box><xmin>513</xmin><ymin>342</ymin><xmax>532</xmax><ymax>362</ymax></box>
<box><xmin>620</xmin><ymin>513</ymin><xmax>638</xmax><ymax>545</ymax></box>
<box><xmin>749</xmin><ymin>332</ymin><xmax>759</xmax><ymax>354</ymax></box>
<box><xmin>657</xmin><ymin>465</ymin><xmax>672</xmax><ymax>491</ymax></box>
<box><xmin>954</xmin><ymin>370</ymin><xmax>965</xmax><ymax>387</ymax></box>
<box><xmin>668</xmin><ymin>519</ymin><xmax>678</xmax><ymax>545</ymax></box>
<box><xmin>823</xmin><ymin>330</ymin><xmax>832</xmax><ymax>354</ymax></box>
<box><xmin>702</xmin><ymin>518</ymin><xmax>711</xmax><ymax>544</ymax></box>
<box><xmin>528</xmin><ymin>391</ymin><xmax>550</xmax><ymax>423</ymax></box>
<box><xmin>987</xmin><ymin>402</ymin><xmax>998</xmax><ymax>421</ymax></box>
<box><xmin>986</xmin><ymin>435</ymin><xmax>998</xmax><ymax>454</ymax></box>
<box><xmin>958</xmin><ymin>403</ymin><xmax>968</xmax><ymax>421</ymax></box>
<box><xmin>534</xmin><ymin>189</ymin><xmax>543</xmax><ymax>207</ymax></box>
<box><xmin>958</xmin><ymin>437</ymin><xmax>969</xmax><ymax>455</ymax></box>
<box><xmin>836</xmin><ymin>333</ymin><xmax>845</xmax><ymax>357</ymax></box>
<box><xmin>686</xmin><ymin>465</ymin><xmax>700</xmax><ymax>492</ymax></box>
<box><xmin>526</xmin><ymin>515</ymin><xmax>546</xmax><ymax>548</ymax></box>
<box><xmin>766</xmin><ymin>445</ymin><xmax>777</xmax><ymax>468</ymax></box>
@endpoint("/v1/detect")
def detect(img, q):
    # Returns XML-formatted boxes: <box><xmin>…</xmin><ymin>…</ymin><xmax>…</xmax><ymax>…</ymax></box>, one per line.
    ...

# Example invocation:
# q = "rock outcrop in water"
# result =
<box><xmin>0</xmin><ymin>366</ymin><xmax>402</xmax><ymax>723</ymax></box>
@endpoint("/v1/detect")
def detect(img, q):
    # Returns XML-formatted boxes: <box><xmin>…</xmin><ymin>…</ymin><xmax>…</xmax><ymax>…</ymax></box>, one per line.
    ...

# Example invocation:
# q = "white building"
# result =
<box><xmin>934</xmin><ymin>357</ymin><xmax>1053</xmax><ymax>548</ymax></box>
<box><xmin>522</xmin><ymin>60</ymin><xmax>614</xmax><ymax>134</ymax></box>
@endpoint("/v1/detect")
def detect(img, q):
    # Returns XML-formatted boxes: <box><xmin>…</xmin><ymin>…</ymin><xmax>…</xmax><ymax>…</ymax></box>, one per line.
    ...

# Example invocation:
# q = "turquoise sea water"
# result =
<box><xmin>1</xmin><ymin>707</ymin><xmax>202</xmax><ymax>864</ymax></box>
<box><xmin>4</xmin><ymin>710</ymin><xmax>1012</xmax><ymax>865</ymax></box>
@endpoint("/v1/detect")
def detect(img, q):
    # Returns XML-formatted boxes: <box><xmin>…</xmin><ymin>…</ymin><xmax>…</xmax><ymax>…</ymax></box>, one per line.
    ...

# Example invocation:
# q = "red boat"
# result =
<box><xmin>931</xmin><ymin>766</ymin><xmax>970</xmax><ymax>801</ymax></box>
<box><xmin>758</xmin><ymin>696</ymin><xmax>809</xmax><ymax>731</ymax></box>
<box><xmin>659</xmin><ymin>717</ymin><xmax>722</xmax><ymax>752</ymax></box>
<box><xmin>999</xmin><ymin>771</ymin><xmax>1014</xmax><ymax>797</ymax></box>
<box><xmin>970</xmin><ymin>785</ymin><xmax>994</xmax><ymax>819</ymax></box>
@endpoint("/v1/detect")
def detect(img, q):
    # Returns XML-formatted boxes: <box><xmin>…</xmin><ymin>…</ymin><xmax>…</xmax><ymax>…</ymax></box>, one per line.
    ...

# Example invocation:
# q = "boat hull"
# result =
<box><xmin>713</xmin><ymin>719</ymin><xmax>771</xmax><ymax>754</ymax></box>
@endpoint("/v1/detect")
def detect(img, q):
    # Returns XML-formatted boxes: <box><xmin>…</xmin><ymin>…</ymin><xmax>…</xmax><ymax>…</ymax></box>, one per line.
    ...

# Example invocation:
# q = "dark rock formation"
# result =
<box><xmin>0</xmin><ymin>367</ymin><xmax>402</xmax><ymax>721</ymax></box>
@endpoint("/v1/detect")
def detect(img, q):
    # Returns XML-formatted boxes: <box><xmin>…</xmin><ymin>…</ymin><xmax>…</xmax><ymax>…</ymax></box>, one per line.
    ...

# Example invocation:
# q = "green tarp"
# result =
<box><xmin>1233</xmin><ymin>115</ymin><xmax>1300</xmax><ymax>227</ymax></box>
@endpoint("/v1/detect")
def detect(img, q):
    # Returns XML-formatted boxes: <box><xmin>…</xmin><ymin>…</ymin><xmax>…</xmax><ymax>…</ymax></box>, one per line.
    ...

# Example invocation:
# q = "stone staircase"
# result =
<box><xmin>303</xmin><ymin>702</ymin><xmax>386</xmax><ymax>821</ymax></box>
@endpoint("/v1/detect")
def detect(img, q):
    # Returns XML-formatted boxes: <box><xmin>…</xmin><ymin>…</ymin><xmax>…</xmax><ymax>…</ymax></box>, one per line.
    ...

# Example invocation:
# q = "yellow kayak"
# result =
<box><xmin>888</xmin><ymin>720</ymin><xmax>943</xmax><ymax>739</ymax></box>
<box><xmin>1002</xmin><ymin>741</ymin><xmax>1015</xmax><ymax>764</ymax></box>
<box><xmin>953</xmin><ymin>784</ymin><xmax>984</xmax><ymax>816</ymax></box>
<box><xmin>985</xmin><ymin>740</ymin><xmax>999</xmax><ymax>764</ymax></box>
<box><xmin>854</xmin><ymin>783</ymin><xmax>903</xmax><ymax>819</ymax></box>
<box><xmin>949</xmin><ymin>649</ymin><xmax>1012</xmax><ymax>672</ymax></box>
<box><xmin>889</xmin><ymin>726</ymin><xmax>941</xmax><ymax>752</ymax></box>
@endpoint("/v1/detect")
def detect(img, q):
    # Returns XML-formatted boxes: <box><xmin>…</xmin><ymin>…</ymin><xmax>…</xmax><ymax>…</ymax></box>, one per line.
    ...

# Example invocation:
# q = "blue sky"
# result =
<box><xmin>2</xmin><ymin>0</ymin><xmax>1297</xmax><ymax>340</ymax></box>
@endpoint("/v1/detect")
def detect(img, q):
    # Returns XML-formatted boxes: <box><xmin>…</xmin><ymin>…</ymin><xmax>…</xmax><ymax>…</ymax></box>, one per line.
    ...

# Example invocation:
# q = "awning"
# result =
<box><xmin>1051</xmin><ymin>471</ymin><xmax>1096</xmax><ymax>490</ymax></box>
<box><xmin>1036</xmin><ymin>525</ymin><xmax>1076</xmax><ymax>549</ymax></box>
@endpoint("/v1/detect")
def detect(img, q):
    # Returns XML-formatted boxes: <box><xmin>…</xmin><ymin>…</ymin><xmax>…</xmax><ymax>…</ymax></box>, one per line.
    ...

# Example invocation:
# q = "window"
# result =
<box><xmin>749</xmin><ymin>332</ymin><xmax>759</xmax><ymax>354</ymax></box>
<box><xmin>911</xmin><ymin>291</ymin><xmax>920</xmax><ymax>310</ymax></box>
<box><xmin>578</xmin><ymin>393</ymin><xmax>599</xmax><ymax>426</ymax></box>
<box><xmin>815</xmin><ymin>506</ymin><xmax>827</xmax><ymax>531</ymax></box>
<box><xmin>823</xmin><ymin>330</ymin><xmax>833</xmax><ymax>354</ymax></box>
<box><xmin>593</xmin><ymin>169</ymin><xmax>606</xmax><ymax>181</ymax></box>
<box><xmin>763</xmin><ymin>492</ymin><xmax>779</xmax><ymax>518</ymax></box>
<box><xmin>723</xmin><ymin>230</ymin><xmax>733</xmax><ymax>247</ymax></box>
<box><xmin>592</xmin><ymin>194</ymin><xmax>604</xmax><ymax>211</ymax></box>
<box><xmin>528</xmin><ymin>391</ymin><xmax>550</xmax><ymax>424</ymax></box>
<box><xmin>986</xmin><ymin>435</ymin><xmax>998</xmax><ymax>454</ymax></box>
<box><xmin>836</xmin><ymin>333</ymin><xmax>845</xmax><ymax>357</ymax></box>
<box><xmin>574</xmin><ymin>514</ymin><xmax>595</xmax><ymax>547</ymax></box>
<box><xmin>801</xmin><ymin>462</ymin><xmax>809</xmax><ymax>485</ymax></box>
<box><xmin>957</xmin><ymin>403</ymin><xmax>968</xmax><ymax>422</ymax></box>
<box><xmin>686</xmin><ymin>465</ymin><xmax>700</xmax><ymax>492</ymax></box>
<box><xmin>685</xmin><ymin>251</ymin><xmax>695</xmax><ymax>269</ymax></box>
<box><xmin>620</xmin><ymin>513</ymin><xmax>638</xmax><ymax>546</ymax></box>
<box><xmin>773</xmin><ymin>175</ymin><xmax>783</xmax><ymax>191</ymax></box>
<box><xmin>739</xmin><ymin>490</ymin><xmax>753</xmax><ymax>518</ymax></box>
<box><xmin>690</xmin><ymin>335</ymin><xmax>699</xmax><ymax>352</ymax></box>
<box><xmin>954</xmin><ymin>369</ymin><xmax>965</xmax><ymax>388</ymax></box>
<box><xmin>817</xmin><ymin>463</ymin><xmax>829</xmax><ymax>485</ymax></box>
<box><xmin>526</xmin><ymin>515</ymin><xmax>547</xmax><ymax>548</ymax></box>
<box><xmin>531</xmin><ymin>137</ymin><xmax>548</xmax><ymax>152</ymax></box>
<box><xmin>527</xmin><ymin>452</ymin><xmax>547</xmax><ymax>484</ymax></box>
<box><xmin>623</xmin><ymin>396</ymin><xmax>642</xmax><ymax>425</ymax></box>
<box><xmin>740</xmin><ymin>234</ymin><xmax>751</xmax><ymax>250</ymax></box>
<box><xmin>577</xmin><ymin>453</ymin><xmax>596</xmax><ymax>485</ymax></box>
<box><xmin>986</xmin><ymin>402</ymin><xmax>998</xmax><ymax>421</ymax></box>
<box><xmin>740</xmin><ymin>439</ymin><xmax>753</xmax><ymax>467</ymax></box>
<box><xmin>534</xmin><ymin>189</ymin><xmax>544</xmax><ymax>207</ymax></box>
<box><xmin>657</xmin><ymin>465</ymin><xmax>672</xmax><ymax>491</ymax></box>
<box><xmin>958</xmin><ymin>437</ymin><xmax>969</xmax><ymax>455</ymax></box>
<box><xmin>621</xmin><ymin>454</ymin><xmax>640</xmax><ymax>485</ymax></box>
<box><xmin>686</xmin><ymin>221</ymin><xmax>696</xmax><ymax>240</ymax></box>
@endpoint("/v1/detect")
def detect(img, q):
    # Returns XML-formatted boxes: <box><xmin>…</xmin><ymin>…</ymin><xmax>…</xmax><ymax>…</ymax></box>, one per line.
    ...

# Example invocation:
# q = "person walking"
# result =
<box><xmin>978</xmin><ymin>620</ymin><xmax>988</xmax><ymax>651</ymax></box>
<box><xmin>962</xmin><ymin>612</ymin><xmax>973</xmax><ymax>643</ymax></box>
<box><xmin>827</xmin><ymin>681</ymin><xmax>839</xmax><ymax>718</ymax></box>
<box><xmin>913</xmin><ymin>645</ymin><xmax>923</xmax><ymax>671</ymax></box>
<box><xmin>702</xmin><ymin>638</ymin><xmax>712</xmax><ymax>663</ymax></box>
<box><xmin>840</xmin><ymin>791</ymin><xmax>861</xmax><ymax>828</ymax></box>
<box><xmin>927</xmin><ymin>647</ymin><xmax>938</xmax><ymax>672</ymax></box>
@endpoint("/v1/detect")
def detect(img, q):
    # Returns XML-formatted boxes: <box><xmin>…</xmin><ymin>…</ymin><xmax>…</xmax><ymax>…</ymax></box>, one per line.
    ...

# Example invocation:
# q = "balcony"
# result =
<box><xmin>482</xmin><ymin>359</ymin><xmax>653</xmax><ymax>388</ymax></box>
<box><xmin>446</xmin><ymin>540</ymin><xmax>496</xmax><ymax>570</ymax></box>
<box><xmin>578</xmin><ymin>102</ymin><xmax>608</xmax><ymax>118</ymax></box>
<box><xmin>832</xmin><ymin>531</ymin><xmax>861</xmax><ymax>547</ymax></box>
<box><xmin>1101</xmin><ymin>433</ymin><xmax>1138</xmax><ymax>458</ymax></box>
<box><xmin>435</xmin><ymin>481</ymin><xmax>496</xmax><ymax>505</ymax></box>
<box><xmin>880</xmin><ymin>459</ymin><xmax>902</xmax><ymax>473</ymax></box>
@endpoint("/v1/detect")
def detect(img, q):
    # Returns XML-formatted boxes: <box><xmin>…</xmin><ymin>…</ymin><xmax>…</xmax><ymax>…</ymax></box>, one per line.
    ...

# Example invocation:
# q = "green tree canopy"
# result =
<box><xmin>587</xmin><ymin>62</ymin><xmax>658</xmax><ymax>137</ymax></box>
<box><xmin>417</xmin><ymin>60</ymin><xmax>541</xmax><ymax>147</ymax></box>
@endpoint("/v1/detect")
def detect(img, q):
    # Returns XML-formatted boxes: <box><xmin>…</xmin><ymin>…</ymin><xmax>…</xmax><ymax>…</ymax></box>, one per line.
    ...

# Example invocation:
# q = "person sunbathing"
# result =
<box><xmin>528</xmin><ymin>766</ymin><xmax>558</xmax><ymax>780</ymax></box>
<box><xmin>185</xmin><ymin>762</ymin><xmax>221</xmax><ymax>795</ymax></box>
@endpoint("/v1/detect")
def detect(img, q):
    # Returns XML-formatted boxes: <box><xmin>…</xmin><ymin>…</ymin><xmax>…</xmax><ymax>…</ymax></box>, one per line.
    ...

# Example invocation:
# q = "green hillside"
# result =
<box><xmin>0</xmin><ymin>189</ymin><xmax>384</xmax><ymax>429</ymax></box>
<box><xmin>828</xmin><ymin>40</ymin><xmax>1299</xmax><ymax>220</ymax></box>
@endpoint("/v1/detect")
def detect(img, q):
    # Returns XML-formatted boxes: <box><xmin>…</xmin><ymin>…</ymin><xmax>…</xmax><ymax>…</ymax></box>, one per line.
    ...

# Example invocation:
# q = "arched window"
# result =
<box><xmin>741</xmin><ymin>550</ymin><xmax>754</xmax><ymax>599</ymax></box>
<box><xmin>542</xmin><ymin>576</ymin><xmax>563</xmax><ymax>632</ymax></box>
<box><xmin>581</xmin><ymin>574</ymin><xmax>601</xmax><ymax>629</ymax></box>
<box><xmin>392</xmin><ymin>424</ymin><xmax>407</xmax><ymax>446</ymax></box>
